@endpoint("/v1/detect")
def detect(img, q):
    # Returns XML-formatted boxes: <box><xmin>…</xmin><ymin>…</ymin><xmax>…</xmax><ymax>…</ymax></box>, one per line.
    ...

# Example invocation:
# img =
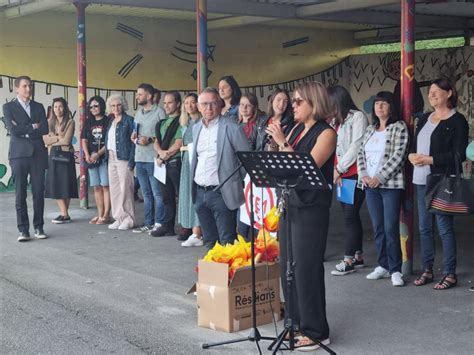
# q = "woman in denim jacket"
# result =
<box><xmin>357</xmin><ymin>91</ymin><xmax>409</xmax><ymax>287</ymax></box>
<box><xmin>328</xmin><ymin>86</ymin><xmax>369</xmax><ymax>276</ymax></box>
<box><xmin>104</xmin><ymin>94</ymin><xmax>136</xmax><ymax>230</ymax></box>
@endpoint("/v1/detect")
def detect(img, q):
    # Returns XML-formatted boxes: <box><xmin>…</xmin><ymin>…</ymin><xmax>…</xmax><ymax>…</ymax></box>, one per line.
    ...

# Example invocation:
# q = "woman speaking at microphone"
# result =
<box><xmin>266</xmin><ymin>81</ymin><xmax>336</xmax><ymax>351</ymax></box>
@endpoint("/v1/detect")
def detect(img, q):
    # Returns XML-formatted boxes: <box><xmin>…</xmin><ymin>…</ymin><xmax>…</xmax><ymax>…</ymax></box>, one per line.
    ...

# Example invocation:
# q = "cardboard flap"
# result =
<box><xmin>198</xmin><ymin>260</ymin><xmax>229</xmax><ymax>286</ymax></box>
<box><xmin>230</xmin><ymin>262</ymin><xmax>279</xmax><ymax>286</ymax></box>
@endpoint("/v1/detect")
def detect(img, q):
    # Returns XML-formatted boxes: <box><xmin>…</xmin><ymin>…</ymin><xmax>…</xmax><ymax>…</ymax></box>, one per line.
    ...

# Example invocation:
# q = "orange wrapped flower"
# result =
<box><xmin>254</xmin><ymin>228</ymin><xmax>280</xmax><ymax>262</ymax></box>
<box><xmin>263</xmin><ymin>206</ymin><xmax>280</xmax><ymax>232</ymax></box>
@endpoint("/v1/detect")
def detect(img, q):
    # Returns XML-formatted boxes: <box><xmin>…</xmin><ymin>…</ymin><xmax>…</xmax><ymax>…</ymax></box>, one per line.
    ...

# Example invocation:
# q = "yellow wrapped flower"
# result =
<box><xmin>263</xmin><ymin>206</ymin><xmax>280</xmax><ymax>232</ymax></box>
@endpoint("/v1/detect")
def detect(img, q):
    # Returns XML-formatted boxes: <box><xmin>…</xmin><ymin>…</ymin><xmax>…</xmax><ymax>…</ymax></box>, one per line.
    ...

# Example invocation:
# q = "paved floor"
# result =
<box><xmin>0</xmin><ymin>192</ymin><xmax>473</xmax><ymax>354</ymax></box>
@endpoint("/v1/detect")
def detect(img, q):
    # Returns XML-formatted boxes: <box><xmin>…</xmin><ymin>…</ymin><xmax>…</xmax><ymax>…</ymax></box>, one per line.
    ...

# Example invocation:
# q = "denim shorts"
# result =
<box><xmin>88</xmin><ymin>161</ymin><xmax>109</xmax><ymax>187</ymax></box>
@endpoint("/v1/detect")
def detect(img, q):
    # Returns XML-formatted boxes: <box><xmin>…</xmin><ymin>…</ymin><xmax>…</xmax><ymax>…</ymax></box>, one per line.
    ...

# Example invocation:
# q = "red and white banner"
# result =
<box><xmin>239</xmin><ymin>175</ymin><xmax>277</xmax><ymax>230</ymax></box>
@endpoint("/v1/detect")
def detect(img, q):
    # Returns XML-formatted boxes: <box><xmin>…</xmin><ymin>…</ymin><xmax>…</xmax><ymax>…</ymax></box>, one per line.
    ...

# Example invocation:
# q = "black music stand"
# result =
<box><xmin>201</xmin><ymin>158</ymin><xmax>275</xmax><ymax>354</ymax></box>
<box><xmin>237</xmin><ymin>151</ymin><xmax>336</xmax><ymax>355</ymax></box>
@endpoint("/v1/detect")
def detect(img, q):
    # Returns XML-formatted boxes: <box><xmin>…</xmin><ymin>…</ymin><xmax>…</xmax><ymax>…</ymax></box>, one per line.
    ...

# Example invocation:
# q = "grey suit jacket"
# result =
<box><xmin>191</xmin><ymin>116</ymin><xmax>251</xmax><ymax>210</ymax></box>
<box><xmin>3</xmin><ymin>98</ymin><xmax>48</xmax><ymax>166</ymax></box>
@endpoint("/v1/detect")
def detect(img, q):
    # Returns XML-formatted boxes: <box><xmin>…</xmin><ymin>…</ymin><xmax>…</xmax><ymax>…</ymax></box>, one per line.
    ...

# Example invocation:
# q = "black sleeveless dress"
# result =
<box><xmin>279</xmin><ymin>121</ymin><xmax>334</xmax><ymax>340</ymax></box>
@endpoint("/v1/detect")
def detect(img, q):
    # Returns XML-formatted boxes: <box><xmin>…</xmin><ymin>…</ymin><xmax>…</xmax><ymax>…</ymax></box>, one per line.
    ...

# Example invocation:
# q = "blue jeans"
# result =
<box><xmin>415</xmin><ymin>185</ymin><xmax>456</xmax><ymax>274</ymax></box>
<box><xmin>365</xmin><ymin>188</ymin><xmax>403</xmax><ymax>274</ymax></box>
<box><xmin>194</xmin><ymin>188</ymin><xmax>237</xmax><ymax>250</ymax></box>
<box><xmin>135</xmin><ymin>162</ymin><xmax>164</xmax><ymax>226</ymax></box>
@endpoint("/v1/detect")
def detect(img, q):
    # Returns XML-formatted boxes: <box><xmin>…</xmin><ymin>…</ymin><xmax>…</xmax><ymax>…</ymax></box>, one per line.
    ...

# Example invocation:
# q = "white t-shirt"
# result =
<box><xmin>413</xmin><ymin>114</ymin><xmax>438</xmax><ymax>185</ymax></box>
<box><xmin>107</xmin><ymin>121</ymin><xmax>117</xmax><ymax>151</ymax></box>
<box><xmin>365</xmin><ymin>130</ymin><xmax>386</xmax><ymax>178</ymax></box>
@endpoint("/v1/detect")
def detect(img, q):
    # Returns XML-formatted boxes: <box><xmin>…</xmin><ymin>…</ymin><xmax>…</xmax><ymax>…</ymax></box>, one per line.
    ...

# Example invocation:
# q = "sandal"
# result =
<box><xmin>414</xmin><ymin>270</ymin><xmax>433</xmax><ymax>286</ymax></box>
<box><xmin>295</xmin><ymin>337</ymin><xmax>330</xmax><ymax>352</ymax></box>
<box><xmin>96</xmin><ymin>217</ymin><xmax>111</xmax><ymax>225</ymax></box>
<box><xmin>434</xmin><ymin>274</ymin><xmax>457</xmax><ymax>290</ymax></box>
<box><xmin>89</xmin><ymin>216</ymin><xmax>99</xmax><ymax>224</ymax></box>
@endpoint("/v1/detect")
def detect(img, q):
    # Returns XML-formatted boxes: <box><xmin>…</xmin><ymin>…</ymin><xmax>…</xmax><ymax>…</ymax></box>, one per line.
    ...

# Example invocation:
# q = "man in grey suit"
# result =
<box><xmin>191</xmin><ymin>87</ymin><xmax>250</xmax><ymax>249</ymax></box>
<box><xmin>3</xmin><ymin>76</ymin><xmax>49</xmax><ymax>242</ymax></box>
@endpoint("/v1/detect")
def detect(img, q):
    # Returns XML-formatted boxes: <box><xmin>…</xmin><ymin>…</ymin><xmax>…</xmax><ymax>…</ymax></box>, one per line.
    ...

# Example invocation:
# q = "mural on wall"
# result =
<box><xmin>349</xmin><ymin>46</ymin><xmax>473</xmax><ymax>128</ymax></box>
<box><xmin>172</xmin><ymin>40</ymin><xmax>216</xmax><ymax>80</ymax></box>
<box><xmin>115</xmin><ymin>23</ymin><xmax>145</xmax><ymax>78</ymax></box>
<box><xmin>0</xmin><ymin>46</ymin><xmax>472</xmax><ymax>191</ymax></box>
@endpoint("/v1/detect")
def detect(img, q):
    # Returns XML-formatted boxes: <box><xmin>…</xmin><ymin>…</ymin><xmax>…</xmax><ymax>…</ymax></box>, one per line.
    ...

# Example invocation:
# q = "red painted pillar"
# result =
<box><xmin>75</xmin><ymin>2</ymin><xmax>88</xmax><ymax>209</ymax></box>
<box><xmin>400</xmin><ymin>0</ymin><xmax>415</xmax><ymax>275</ymax></box>
<box><xmin>196</xmin><ymin>0</ymin><xmax>208</xmax><ymax>93</ymax></box>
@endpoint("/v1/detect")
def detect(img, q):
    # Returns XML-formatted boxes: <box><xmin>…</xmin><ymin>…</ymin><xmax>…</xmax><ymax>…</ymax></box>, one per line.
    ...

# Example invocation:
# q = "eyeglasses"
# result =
<box><xmin>291</xmin><ymin>98</ymin><xmax>305</xmax><ymax>106</ymax></box>
<box><xmin>199</xmin><ymin>101</ymin><xmax>219</xmax><ymax>108</ymax></box>
<box><xmin>89</xmin><ymin>104</ymin><xmax>100</xmax><ymax>109</ymax></box>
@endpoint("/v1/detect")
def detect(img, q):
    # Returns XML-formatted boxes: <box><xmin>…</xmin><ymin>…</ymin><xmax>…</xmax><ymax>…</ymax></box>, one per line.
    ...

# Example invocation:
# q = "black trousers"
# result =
<box><xmin>10</xmin><ymin>157</ymin><xmax>46</xmax><ymax>233</ymax></box>
<box><xmin>340</xmin><ymin>185</ymin><xmax>366</xmax><ymax>258</ymax></box>
<box><xmin>279</xmin><ymin>203</ymin><xmax>330</xmax><ymax>340</ymax></box>
<box><xmin>160</xmin><ymin>159</ymin><xmax>181</xmax><ymax>231</ymax></box>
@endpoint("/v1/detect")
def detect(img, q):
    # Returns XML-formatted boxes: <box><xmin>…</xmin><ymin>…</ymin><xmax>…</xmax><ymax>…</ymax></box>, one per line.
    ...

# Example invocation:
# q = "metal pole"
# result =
<box><xmin>75</xmin><ymin>2</ymin><xmax>88</xmax><ymax>209</ymax></box>
<box><xmin>196</xmin><ymin>0</ymin><xmax>208</xmax><ymax>93</ymax></box>
<box><xmin>400</xmin><ymin>0</ymin><xmax>415</xmax><ymax>275</ymax></box>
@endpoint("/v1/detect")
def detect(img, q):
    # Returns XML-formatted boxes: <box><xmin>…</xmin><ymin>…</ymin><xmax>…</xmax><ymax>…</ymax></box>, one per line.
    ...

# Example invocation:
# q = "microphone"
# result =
<box><xmin>262</xmin><ymin>115</ymin><xmax>293</xmax><ymax>147</ymax></box>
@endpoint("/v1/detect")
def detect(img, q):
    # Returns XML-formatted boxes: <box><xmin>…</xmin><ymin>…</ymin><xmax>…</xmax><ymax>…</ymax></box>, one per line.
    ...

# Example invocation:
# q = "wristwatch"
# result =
<box><xmin>279</xmin><ymin>141</ymin><xmax>289</xmax><ymax>150</ymax></box>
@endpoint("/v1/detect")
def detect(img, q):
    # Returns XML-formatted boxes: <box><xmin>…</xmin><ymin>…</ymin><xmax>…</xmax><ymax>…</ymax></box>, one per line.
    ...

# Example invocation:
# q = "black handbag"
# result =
<box><xmin>425</xmin><ymin>154</ymin><xmax>474</xmax><ymax>216</ymax></box>
<box><xmin>51</xmin><ymin>146</ymin><xmax>72</xmax><ymax>163</ymax></box>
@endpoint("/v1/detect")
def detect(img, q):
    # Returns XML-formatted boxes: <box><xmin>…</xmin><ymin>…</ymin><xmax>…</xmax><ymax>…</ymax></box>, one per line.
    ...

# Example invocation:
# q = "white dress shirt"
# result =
<box><xmin>17</xmin><ymin>96</ymin><xmax>31</xmax><ymax>117</ymax></box>
<box><xmin>194</xmin><ymin>118</ymin><xmax>220</xmax><ymax>187</ymax></box>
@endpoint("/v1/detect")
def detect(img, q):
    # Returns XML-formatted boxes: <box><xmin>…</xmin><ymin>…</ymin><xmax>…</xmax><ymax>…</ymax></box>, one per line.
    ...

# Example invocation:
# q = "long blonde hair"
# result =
<box><xmin>179</xmin><ymin>93</ymin><xmax>199</xmax><ymax>127</ymax></box>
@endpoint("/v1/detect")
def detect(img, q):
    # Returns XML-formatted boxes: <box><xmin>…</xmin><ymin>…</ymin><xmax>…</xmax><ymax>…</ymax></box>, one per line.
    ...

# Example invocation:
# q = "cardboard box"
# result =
<box><xmin>197</xmin><ymin>260</ymin><xmax>280</xmax><ymax>333</ymax></box>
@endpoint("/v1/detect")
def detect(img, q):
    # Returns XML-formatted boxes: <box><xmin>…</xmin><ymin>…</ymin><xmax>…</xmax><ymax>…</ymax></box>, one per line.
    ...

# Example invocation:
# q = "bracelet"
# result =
<box><xmin>279</xmin><ymin>141</ymin><xmax>289</xmax><ymax>150</ymax></box>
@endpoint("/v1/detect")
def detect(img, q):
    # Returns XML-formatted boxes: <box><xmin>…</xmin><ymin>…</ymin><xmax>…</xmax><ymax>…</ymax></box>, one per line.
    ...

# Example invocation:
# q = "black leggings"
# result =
<box><xmin>340</xmin><ymin>184</ymin><xmax>366</xmax><ymax>258</ymax></box>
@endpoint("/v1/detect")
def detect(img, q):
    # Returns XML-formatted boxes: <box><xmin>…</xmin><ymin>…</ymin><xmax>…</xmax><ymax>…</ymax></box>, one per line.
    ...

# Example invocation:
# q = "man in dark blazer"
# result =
<box><xmin>3</xmin><ymin>76</ymin><xmax>49</xmax><ymax>241</ymax></box>
<box><xmin>191</xmin><ymin>87</ymin><xmax>250</xmax><ymax>249</ymax></box>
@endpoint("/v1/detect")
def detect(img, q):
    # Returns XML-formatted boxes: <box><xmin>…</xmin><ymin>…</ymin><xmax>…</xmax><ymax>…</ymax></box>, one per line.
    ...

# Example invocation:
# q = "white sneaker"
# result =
<box><xmin>118</xmin><ymin>222</ymin><xmax>132</xmax><ymax>231</ymax></box>
<box><xmin>366</xmin><ymin>266</ymin><xmax>390</xmax><ymax>280</ymax></box>
<box><xmin>181</xmin><ymin>234</ymin><xmax>204</xmax><ymax>247</ymax></box>
<box><xmin>391</xmin><ymin>272</ymin><xmax>405</xmax><ymax>287</ymax></box>
<box><xmin>108</xmin><ymin>221</ymin><xmax>120</xmax><ymax>230</ymax></box>
<box><xmin>148</xmin><ymin>223</ymin><xmax>162</xmax><ymax>235</ymax></box>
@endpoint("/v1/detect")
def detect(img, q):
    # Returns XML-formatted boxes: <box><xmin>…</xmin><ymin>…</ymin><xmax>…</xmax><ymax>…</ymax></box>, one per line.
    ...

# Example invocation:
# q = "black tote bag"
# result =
<box><xmin>51</xmin><ymin>146</ymin><xmax>72</xmax><ymax>163</ymax></box>
<box><xmin>425</xmin><ymin>155</ymin><xmax>474</xmax><ymax>216</ymax></box>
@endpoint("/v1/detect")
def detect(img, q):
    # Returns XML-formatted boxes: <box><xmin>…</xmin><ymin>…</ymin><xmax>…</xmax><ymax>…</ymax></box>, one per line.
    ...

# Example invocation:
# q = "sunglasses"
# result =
<box><xmin>89</xmin><ymin>104</ymin><xmax>100</xmax><ymax>109</ymax></box>
<box><xmin>291</xmin><ymin>98</ymin><xmax>305</xmax><ymax>106</ymax></box>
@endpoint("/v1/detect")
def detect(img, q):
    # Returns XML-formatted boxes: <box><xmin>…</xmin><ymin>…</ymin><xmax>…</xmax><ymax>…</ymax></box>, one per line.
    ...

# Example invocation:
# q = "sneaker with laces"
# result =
<box><xmin>391</xmin><ymin>272</ymin><xmax>405</xmax><ymax>286</ymax></box>
<box><xmin>366</xmin><ymin>266</ymin><xmax>390</xmax><ymax>280</ymax></box>
<box><xmin>331</xmin><ymin>260</ymin><xmax>355</xmax><ymax>276</ymax></box>
<box><xmin>52</xmin><ymin>215</ymin><xmax>71</xmax><ymax>224</ymax></box>
<box><xmin>132</xmin><ymin>225</ymin><xmax>153</xmax><ymax>233</ymax></box>
<box><xmin>108</xmin><ymin>221</ymin><xmax>121</xmax><ymax>230</ymax></box>
<box><xmin>181</xmin><ymin>234</ymin><xmax>204</xmax><ymax>247</ymax></box>
<box><xmin>148</xmin><ymin>223</ymin><xmax>162</xmax><ymax>235</ymax></box>
<box><xmin>353</xmin><ymin>258</ymin><xmax>365</xmax><ymax>269</ymax></box>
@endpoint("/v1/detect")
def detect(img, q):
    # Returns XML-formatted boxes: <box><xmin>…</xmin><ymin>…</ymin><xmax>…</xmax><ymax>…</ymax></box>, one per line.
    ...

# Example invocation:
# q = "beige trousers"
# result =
<box><xmin>108</xmin><ymin>150</ymin><xmax>135</xmax><ymax>227</ymax></box>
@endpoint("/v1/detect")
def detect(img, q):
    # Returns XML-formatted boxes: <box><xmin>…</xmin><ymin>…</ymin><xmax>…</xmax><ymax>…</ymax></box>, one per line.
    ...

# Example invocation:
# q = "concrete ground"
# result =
<box><xmin>0</xmin><ymin>192</ymin><xmax>473</xmax><ymax>354</ymax></box>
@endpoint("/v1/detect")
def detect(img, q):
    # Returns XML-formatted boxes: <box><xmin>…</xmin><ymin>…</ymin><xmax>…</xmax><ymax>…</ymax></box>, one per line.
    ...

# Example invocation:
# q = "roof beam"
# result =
<box><xmin>296</xmin><ymin>0</ymin><xmax>399</xmax><ymax>17</ymax></box>
<box><xmin>311</xmin><ymin>10</ymin><xmax>470</xmax><ymax>30</ymax></box>
<box><xmin>355</xmin><ymin>27</ymin><xmax>466</xmax><ymax>44</ymax></box>
<box><xmin>208</xmin><ymin>16</ymin><xmax>275</xmax><ymax>30</ymax></box>
<box><xmin>70</xmin><ymin>0</ymin><xmax>298</xmax><ymax>18</ymax></box>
